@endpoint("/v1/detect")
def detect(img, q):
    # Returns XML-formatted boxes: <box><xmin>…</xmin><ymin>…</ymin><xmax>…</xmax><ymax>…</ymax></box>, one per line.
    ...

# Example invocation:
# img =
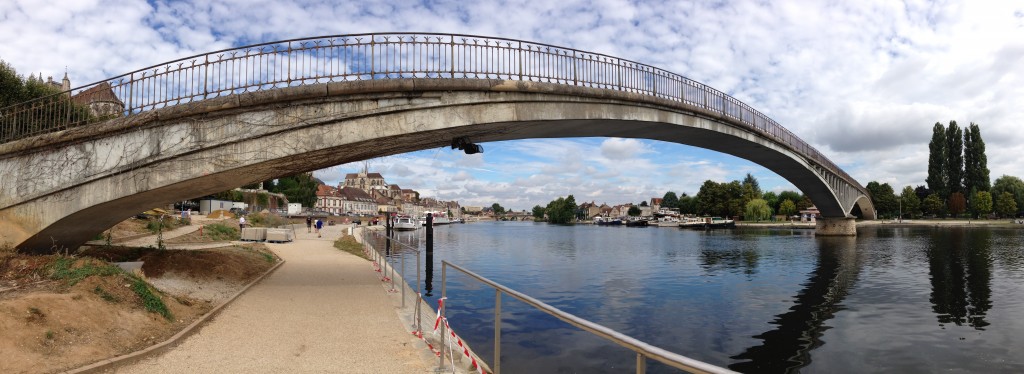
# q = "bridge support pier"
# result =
<box><xmin>815</xmin><ymin>217</ymin><xmax>857</xmax><ymax>236</ymax></box>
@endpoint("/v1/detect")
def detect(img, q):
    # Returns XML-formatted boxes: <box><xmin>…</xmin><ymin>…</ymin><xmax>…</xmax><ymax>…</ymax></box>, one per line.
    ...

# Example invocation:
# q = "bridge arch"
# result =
<box><xmin>0</xmin><ymin>33</ymin><xmax>873</xmax><ymax>252</ymax></box>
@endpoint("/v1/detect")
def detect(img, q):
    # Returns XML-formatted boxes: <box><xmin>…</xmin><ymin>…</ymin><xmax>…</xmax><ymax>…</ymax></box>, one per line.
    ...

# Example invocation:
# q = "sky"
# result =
<box><xmin>2</xmin><ymin>0</ymin><xmax>1021</xmax><ymax>211</ymax></box>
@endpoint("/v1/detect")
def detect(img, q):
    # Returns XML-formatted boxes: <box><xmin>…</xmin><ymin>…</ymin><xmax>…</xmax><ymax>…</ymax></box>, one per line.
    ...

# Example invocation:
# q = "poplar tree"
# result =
<box><xmin>926</xmin><ymin>122</ymin><xmax>947</xmax><ymax>198</ymax></box>
<box><xmin>963</xmin><ymin>123</ymin><xmax>990</xmax><ymax>193</ymax></box>
<box><xmin>945</xmin><ymin>121</ymin><xmax>964</xmax><ymax>195</ymax></box>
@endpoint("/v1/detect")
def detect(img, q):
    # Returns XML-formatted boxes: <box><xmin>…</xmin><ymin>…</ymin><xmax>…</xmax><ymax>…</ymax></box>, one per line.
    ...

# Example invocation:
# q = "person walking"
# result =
<box><xmin>306</xmin><ymin>216</ymin><xmax>312</xmax><ymax>233</ymax></box>
<box><xmin>239</xmin><ymin>216</ymin><xmax>247</xmax><ymax>230</ymax></box>
<box><xmin>315</xmin><ymin>218</ymin><xmax>324</xmax><ymax>238</ymax></box>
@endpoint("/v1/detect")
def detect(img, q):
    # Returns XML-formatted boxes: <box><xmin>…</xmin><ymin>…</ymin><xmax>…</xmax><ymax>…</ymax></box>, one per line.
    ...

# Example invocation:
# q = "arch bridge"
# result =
<box><xmin>0</xmin><ymin>33</ymin><xmax>873</xmax><ymax>253</ymax></box>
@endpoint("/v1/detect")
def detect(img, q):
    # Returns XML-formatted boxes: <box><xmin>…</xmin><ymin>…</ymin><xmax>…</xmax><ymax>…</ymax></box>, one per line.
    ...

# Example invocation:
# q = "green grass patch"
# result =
<box><xmin>204</xmin><ymin>223</ymin><xmax>240</xmax><ymax>241</ymax></box>
<box><xmin>48</xmin><ymin>257</ymin><xmax>121</xmax><ymax>286</ymax></box>
<box><xmin>129</xmin><ymin>275</ymin><xmax>172</xmax><ymax>320</ymax></box>
<box><xmin>49</xmin><ymin>256</ymin><xmax>171</xmax><ymax>319</ymax></box>
<box><xmin>333</xmin><ymin>235</ymin><xmax>369</xmax><ymax>260</ymax></box>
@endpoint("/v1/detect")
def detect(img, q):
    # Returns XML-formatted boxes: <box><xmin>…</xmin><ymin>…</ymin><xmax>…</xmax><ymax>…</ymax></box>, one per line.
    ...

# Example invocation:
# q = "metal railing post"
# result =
<box><xmin>416</xmin><ymin>248</ymin><xmax>422</xmax><ymax>332</ymax></box>
<box><xmin>401</xmin><ymin>249</ymin><xmax>406</xmax><ymax>309</ymax></box>
<box><xmin>494</xmin><ymin>289</ymin><xmax>502</xmax><ymax>374</ymax></box>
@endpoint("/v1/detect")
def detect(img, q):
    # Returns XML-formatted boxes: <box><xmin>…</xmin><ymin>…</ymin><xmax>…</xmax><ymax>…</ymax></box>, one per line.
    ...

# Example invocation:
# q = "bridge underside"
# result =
<box><xmin>0</xmin><ymin>79</ymin><xmax>873</xmax><ymax>253</ymax></box>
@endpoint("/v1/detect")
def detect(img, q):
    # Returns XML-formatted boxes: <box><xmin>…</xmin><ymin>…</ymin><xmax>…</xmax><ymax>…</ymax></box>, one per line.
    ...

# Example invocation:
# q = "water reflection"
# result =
<box><xmin>729</xmin><ymin>236</ymin><xmax>861</xmax><ymax>373</ymax></box>
<box><xmin>927</xmin><ymin>228</ymin><xmax>993</xmax><ymax>329</ymax></box>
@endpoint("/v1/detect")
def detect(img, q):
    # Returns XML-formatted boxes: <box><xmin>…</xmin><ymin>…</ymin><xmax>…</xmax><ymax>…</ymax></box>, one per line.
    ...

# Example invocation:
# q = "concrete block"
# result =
<box><xmin>266</xmin><ymin>228</ymin><xmax>292</xmax><ymax>243</ymax></box>
<box><xmin>241</xmin><ymin>227</ymin><xmax>267</xmax><ymax>241</ymax></box>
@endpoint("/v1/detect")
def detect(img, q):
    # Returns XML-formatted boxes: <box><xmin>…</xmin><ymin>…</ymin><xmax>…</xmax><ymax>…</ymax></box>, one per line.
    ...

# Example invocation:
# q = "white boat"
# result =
<box><xmin>678</xmin><ymin>217</ymin><xmax>705</xmax><ymax>228</ymax></box>
<box><xmin>419</xmin><ymin>212</ymin><xmax>451</xmax><ymax>226</ymax></box>
<box><xmin>393</xmin><ymin>216</ymin><xmax>419</xmax><ymax>231</ymax></box>
<box><xmin>654</xmin><ymin>217</ymin><xmax>680</xmax><ymax>227</ymax></box>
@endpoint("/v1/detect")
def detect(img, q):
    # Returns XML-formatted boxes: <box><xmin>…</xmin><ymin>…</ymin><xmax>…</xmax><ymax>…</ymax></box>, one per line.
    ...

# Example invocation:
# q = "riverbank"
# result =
<box><xmin>734</xmin><ymin>219</ymin><xmax>1024</xmax><ymax>230</ymax></box>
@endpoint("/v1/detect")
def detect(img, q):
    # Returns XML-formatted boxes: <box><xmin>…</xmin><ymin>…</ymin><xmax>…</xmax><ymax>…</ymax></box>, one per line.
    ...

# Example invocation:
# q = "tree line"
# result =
<box><xmin>663</xmin><ymin>173</ymin><xmax>812</xmax><ymax>221</ymax></box>
<box><xmin>866</xmin><ymin>121</ymin><xmax>1022</xmax><ymax>219</ymax></box>
<box><xmin>530</xmin><ymin>173</ymin><xmax>815</xmax><ymax>224</ymax></box>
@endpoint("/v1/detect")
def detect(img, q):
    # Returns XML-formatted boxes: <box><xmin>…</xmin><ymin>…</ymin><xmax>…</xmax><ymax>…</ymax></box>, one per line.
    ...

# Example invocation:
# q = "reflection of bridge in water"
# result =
<box><xmin>728</xmin><ymin>236</ymin><xmax>862</xmax><ymax>373</ymax></box>
<box><xmin>0</xmin><ymin>33</ymin><xmax>873</xmax><ymax>253</ymax></box>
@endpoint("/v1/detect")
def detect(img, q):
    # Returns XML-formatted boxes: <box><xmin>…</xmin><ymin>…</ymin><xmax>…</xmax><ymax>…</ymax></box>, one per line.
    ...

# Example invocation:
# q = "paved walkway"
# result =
<box><xmin>111</xmin><ymin>224</ymin><xmax>437</xmax><ymax>373</ymax></box>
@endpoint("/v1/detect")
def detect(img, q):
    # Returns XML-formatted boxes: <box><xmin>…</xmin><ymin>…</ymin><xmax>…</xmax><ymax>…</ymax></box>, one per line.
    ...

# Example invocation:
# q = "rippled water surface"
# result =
<box><xmin>383</xmin><ymin>222</ymin><xmax>1024</xmax><ymax>373</ymax></box>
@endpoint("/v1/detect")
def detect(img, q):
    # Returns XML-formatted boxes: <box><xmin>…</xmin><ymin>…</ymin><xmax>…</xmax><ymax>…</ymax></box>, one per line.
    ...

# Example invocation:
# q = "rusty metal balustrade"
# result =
<box><xmin>0</xmin><ymin>32</ymin><xmax>857</xmax><ymax>186</ymax></box>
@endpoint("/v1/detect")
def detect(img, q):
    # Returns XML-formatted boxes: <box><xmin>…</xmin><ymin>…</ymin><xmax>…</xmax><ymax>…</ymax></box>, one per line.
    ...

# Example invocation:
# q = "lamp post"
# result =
<box><xmin>899</xmin><ymin>197</ymin><xmax>902</xmax><ymax>223</ymax></box>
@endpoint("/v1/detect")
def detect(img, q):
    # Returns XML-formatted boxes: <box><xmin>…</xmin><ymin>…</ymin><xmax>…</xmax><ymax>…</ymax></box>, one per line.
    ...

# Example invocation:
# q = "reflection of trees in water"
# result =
<box><xmin>927</xmin><ymin>229</ymin><xmax>992</xmax><ymax>329</ymax></box>
<box><xmin>728</xmin><ymin>237</ymin><xmax>861</xmax><ymax>374</ymax></box>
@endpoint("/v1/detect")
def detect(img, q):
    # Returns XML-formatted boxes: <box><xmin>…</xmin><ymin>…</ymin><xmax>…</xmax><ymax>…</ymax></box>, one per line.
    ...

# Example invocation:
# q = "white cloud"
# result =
<box><xmin>599</xmin><ymin>138</ymin><xmax>648</xmax><ymax>160</ymax></box>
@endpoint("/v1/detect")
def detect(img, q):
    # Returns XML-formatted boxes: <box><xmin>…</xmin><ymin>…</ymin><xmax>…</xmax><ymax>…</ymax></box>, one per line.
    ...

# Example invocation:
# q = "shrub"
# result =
<box><xmin>204</xmin><ymin>223</ymin><xmax>240</xmax><ymax>241</ymax></box>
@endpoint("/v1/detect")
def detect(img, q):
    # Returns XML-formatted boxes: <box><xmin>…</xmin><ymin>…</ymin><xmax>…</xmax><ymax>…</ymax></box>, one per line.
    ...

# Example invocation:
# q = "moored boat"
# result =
<box><xmin>625</xmin><ymin>218</ymin><xmax>650</xmax><ymax>227</ymax></box>
<box><xmin>678</xmin><ymin>217</ymin><xmax>705</xmax><ymax>229</ymax></box>
<box><xmin>419</xmin><ymin>212</ymin><xmax>451</xmax><ymax>226</ymax></box>
<box><xmin>594</xmin><ymin>217</ymin><xmax>623</xmax><ymax>226</ymax></box>
<box><xmin>394</xmin><ymin>216</ymin><xmax>419</xmax><ymax>231</ymax></box>
<box><xmin>682</xmin><ymin>216</ymin><xmax>735</xmax><ymax>229</ymax></box>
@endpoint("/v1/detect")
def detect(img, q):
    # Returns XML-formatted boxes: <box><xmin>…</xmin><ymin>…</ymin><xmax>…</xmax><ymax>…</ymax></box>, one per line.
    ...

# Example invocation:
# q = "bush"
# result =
<box><xmin>204</xmin><ymin>223</ymin><xmax>240</xmax><ymax>241</ymax></box>
<box><xmin>333</xmin><ymin>235</ymin><xmax>368</xmax><ymax>260</ymax></box>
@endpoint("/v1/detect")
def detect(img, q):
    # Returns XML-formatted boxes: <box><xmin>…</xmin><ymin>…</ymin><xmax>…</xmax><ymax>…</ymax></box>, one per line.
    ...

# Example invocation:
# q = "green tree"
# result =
<box><xmin>992</xmin><ymin>175</ymin><xmax>1024</xmax><ymax>216</ymax></box>
<box><xmin>947</xmin><ymin>192</ymin><xmax>967</xmax><ymax>218</ymax></box>
<box><xmin>927</xmin><ymin>122</ymin><xmax>948</xmax><ymax>198</ymax></box>
<box><xmin>627</xmin><ymin>206</ymin><xmax>642</xmax><ymax>217</ymax></box>
<box><xmin>945</xmin><ymin>121</ymin><xmax>964</xmax><ymax>195</ymax></box>
<box><xmin>677</xmin><ymin>193</ymin><xmax>696</xmax><ymax>214</ymax></box>
<box><xmin>900</xmin><ymin>186</ymin><xmax>920</xmax><ymax>219</ymax></box>
<box><xmin>995</xmin><ymin>192</ymin><xmax>1018</xmax><ymax>218</ymax></box>
<box><xmin>778</xmin><ymin>199</ymin><xmax>797</xmax><ymax>218</ymax></box>
<box><xmin>639</xmin><ymin>201</ymin><xmax>648</xmax><ymax>207</ymax></box>
<box><xmin>866</xmin><ymin>181</ymin><xmax>899</xmax><ymax>218</ymax></box>
<box><xmin>777</xmin><ymin>191</ymin><xmax>802</xmax><ymax>212</ymax></box>
<box><xmin>661</xmin><ymin>191</ymin><xmax>679</xmax><ymax>210</ymax></box>
<box><xmin>270</xmin><ymin>174</ymin><xmax>319</xmax><ymax>208</ymax></box>
<box><xmin>491</xmin><ymin>203</ymin><xmax>506</xmax><ymax>215</ymax></box>
<box><xmin>544</xmin><ymin>195</ymin><xmax>577</xmax><ymax>224</ymax></box>
<box><xmin>963</xmin><ymin>123</ymin><xmax>991</xmax><ymax>193</ymax></box>
<box><xmin>531</xmin><ymin>205</ymin><xmax>546</xmax><ymax>219</ymax></box>
<box><xmin>762</xmin><ymin>192</ymin><xmax>779</xmax><ymax>213</ymax></box>
<box><xmin>741</xmin><ymin>173</ymin><xmax>762</xmax><ymax>203</ymax></box>
<box><xmin>696</xmin><ymin>180</ymin><xmax>745</xmax><ymax>217</ymax></box>
<box><xmin>971</xmin><ymin>190</ymin><xmax>993</xmax><ymax>218</ymax></box>
<box><xmin>922</xmin><ymin>194</ymin><xmax>944</xmax><ymax>217</ymax></box>
<box><xmin>744</xmin><ymin>199</ymin><xmax>773</xmax><ymax>222</ymax></box>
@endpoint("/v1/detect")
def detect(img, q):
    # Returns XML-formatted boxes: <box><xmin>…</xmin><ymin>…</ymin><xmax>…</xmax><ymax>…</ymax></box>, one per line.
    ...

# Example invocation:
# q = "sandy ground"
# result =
<box><xmin>110</xmin><ymin>224</ymin><xmax>438</xmax><ymax>373</ymax></box>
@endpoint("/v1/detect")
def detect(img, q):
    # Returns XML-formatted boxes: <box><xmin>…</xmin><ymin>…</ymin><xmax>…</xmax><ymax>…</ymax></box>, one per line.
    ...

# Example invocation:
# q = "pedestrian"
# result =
<box><xmin>306</xmin><ymin>216</ymin><xmax>312</xmax><ymax>233</ymax></box>
<box><xmin>315</xmin><ymin>218</ymin><xmax>324</xmax><ymax>238</ymax></box>
<box><xmin>239</xmin><ymin>216</ymin><xmax>247</xmax><ymax>230</ymax></box>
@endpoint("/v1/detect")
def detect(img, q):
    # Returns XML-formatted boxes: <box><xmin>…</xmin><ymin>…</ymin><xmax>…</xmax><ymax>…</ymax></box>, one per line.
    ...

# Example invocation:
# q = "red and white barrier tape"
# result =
<box><xmin>430</xmin><ymin>298</ymin><xmax>486</xmax><ymax>374</ymax></box>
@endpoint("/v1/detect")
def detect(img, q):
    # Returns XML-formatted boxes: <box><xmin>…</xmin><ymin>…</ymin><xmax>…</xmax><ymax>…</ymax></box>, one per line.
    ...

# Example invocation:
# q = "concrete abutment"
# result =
<box><xmin>815</xmin><ymin>217</ymin><xmax>858</xmax><ymax>236</ymax></box>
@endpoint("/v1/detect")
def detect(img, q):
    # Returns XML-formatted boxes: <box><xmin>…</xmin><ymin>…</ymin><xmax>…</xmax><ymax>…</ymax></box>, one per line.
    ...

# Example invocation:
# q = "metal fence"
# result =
<box><xmin>362</xmin><ymin>226</ymin><xmax>736</xmax><ymax>373</ymax></box>
<box><xmin>0</xmin><ymin>32</ymin><xmax>856</xmax><ymax>187</ymax></box>
<box><xmin>440</xmin><ymin>260</ymin><xmax>737</xmax><ymax>374</ymax></box>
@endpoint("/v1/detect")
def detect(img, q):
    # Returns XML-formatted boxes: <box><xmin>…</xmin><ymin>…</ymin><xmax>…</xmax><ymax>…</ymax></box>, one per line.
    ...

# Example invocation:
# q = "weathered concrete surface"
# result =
<box><xmin>0</xmin><ymin>79</ymin><xmax>873</xmax><ymax>252</ymax></box>
<box><xmin>815</xmin><ymin>217</ymin><xmax>858</xmax><ymax>236</ymax></box>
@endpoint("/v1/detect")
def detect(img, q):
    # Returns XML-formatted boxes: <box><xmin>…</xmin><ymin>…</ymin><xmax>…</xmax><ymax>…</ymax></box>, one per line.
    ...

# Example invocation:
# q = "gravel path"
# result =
<box><xmin>111</xmin><ymin>224</ymin><xmax>437</xmax><ymax>373</ymax></box>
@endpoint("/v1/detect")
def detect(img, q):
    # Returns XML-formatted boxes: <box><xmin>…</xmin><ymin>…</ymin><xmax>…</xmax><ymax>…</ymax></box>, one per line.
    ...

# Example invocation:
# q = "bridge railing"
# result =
<box><xmin>0</xmin><ymin>32</ymin><xmax>857</xmax><ymax>187</ymax></box>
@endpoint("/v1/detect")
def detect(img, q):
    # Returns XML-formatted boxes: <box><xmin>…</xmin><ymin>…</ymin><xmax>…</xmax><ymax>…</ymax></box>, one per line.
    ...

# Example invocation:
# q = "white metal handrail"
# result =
<box><xmin>441</xmin><ymin>260</ymin><xmax>737</xmax><ymax>374</ymax></box>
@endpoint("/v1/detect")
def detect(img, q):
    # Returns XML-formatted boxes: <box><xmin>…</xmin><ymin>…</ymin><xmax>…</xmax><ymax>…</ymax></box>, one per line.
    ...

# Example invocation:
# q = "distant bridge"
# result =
<box><xmin>0</xmin><ymin>33</ymin><xmax>873</xmax><ymax>253</ymax></box>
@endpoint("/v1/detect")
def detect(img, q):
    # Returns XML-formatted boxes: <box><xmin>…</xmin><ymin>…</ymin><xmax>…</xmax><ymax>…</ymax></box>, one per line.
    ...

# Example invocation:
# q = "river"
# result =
<box><xmin>382</xmin><ymin>221</ymin><xmax>1024</xmax><ymax>373</ymax></box>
